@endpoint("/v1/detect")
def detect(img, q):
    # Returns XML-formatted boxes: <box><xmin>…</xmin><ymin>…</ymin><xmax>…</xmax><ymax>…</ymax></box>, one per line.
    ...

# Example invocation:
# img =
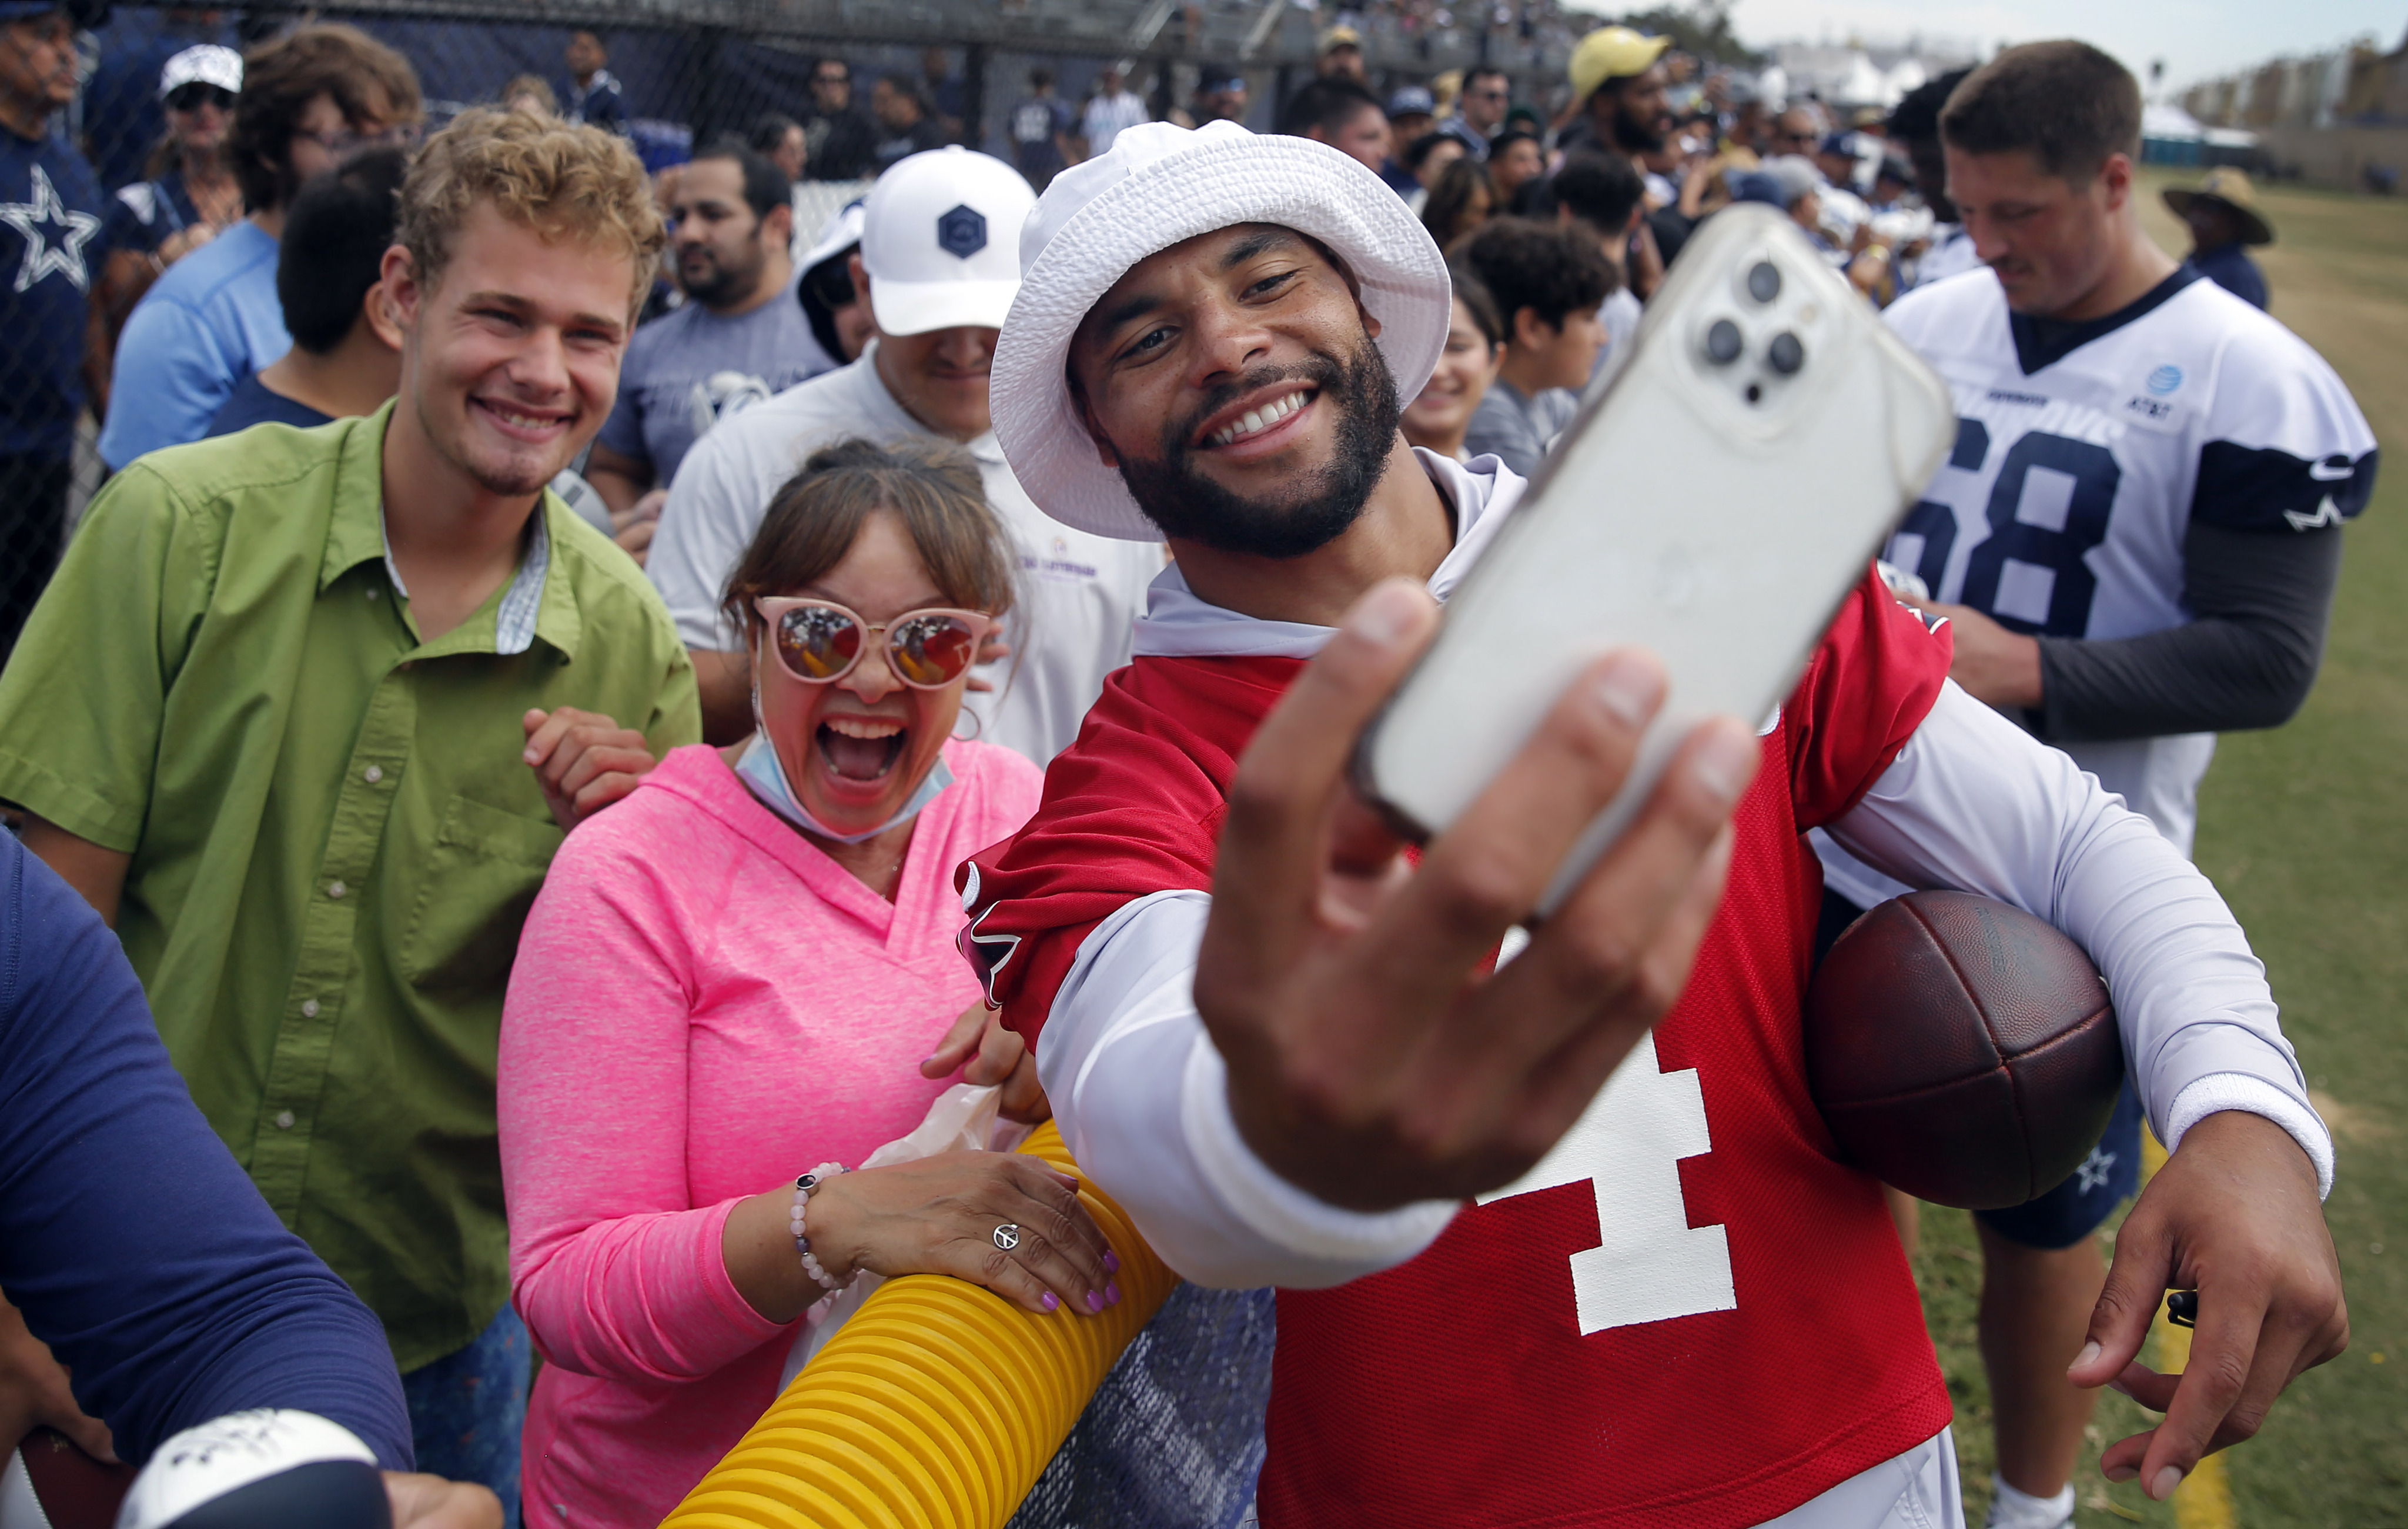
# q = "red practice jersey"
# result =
<box><xmin>959</xmin><ymin>570</ymin><xmax>1958</xmax><ymax>1528</ymax></box>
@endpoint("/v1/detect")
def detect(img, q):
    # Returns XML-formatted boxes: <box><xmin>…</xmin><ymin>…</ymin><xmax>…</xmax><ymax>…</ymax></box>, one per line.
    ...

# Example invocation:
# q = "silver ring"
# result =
<box><xmin>992</xmin><ymin>1223</ymin><xmax>1021</xmax><ymax>1251</ymax></box>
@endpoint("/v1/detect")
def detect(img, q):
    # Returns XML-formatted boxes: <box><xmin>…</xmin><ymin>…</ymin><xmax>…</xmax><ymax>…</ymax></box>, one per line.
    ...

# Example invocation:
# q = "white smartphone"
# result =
<box><xmin>1356</xmin><ymin>205</ymin><xmax>1955</xmax><ymax>912</ymax></box>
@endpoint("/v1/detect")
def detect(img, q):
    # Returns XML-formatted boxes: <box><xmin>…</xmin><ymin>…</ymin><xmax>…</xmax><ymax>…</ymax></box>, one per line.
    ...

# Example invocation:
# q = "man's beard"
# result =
<box><xmin>682</xmin><ymin>248</ymin><xmax>758</xmax><ymax>308</ymax></box>
<box><xmin>1613</xmin><ymin>102</ymin><xmax>1666</xmax><ymax>153</ymax></box>
<box><xmin>1117</xmin><ymin>337</ymin><xmax>1401</xmax><ymax>560</ymax></box>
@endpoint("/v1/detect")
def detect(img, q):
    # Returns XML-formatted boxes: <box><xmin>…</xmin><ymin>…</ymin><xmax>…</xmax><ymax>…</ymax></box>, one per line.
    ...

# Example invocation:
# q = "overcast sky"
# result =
<box><xmin>1640</xmin><ymin>1</ymin><xmax>2400</xmax><ymax>94</ymax></box>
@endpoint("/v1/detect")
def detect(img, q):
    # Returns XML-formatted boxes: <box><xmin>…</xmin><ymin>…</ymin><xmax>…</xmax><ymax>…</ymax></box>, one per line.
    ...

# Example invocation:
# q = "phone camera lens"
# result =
<box><xmin>1705</xmin><ymin>318</ymin><xmax>1743</xmax><ymax>365</ymax></box>
<box><xmin>1747</xmin><ymin>261</ymin><xmax>1781</xmax><ymax>303</ymax></box>
<box><xmin>1768</xmin><ymin>331</ymin><xmax>1805</xmax><ymax>375</ymax></box>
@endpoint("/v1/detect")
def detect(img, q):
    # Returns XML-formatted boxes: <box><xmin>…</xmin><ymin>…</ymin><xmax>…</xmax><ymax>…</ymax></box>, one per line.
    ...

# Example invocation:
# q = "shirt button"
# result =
<box><xmin>366</xmin><ymin>587</ymin><xmax>380</xmax><ymax>600</ymax></box>
<box><xmin>300</xmin><ymin>998</ymin><xmax>321</xmax><ymax>1017</ymax></box>
<box><xmin>363</xmin><ymin>765</ymin><xmax>383</xmax><ymax>784</ymax></box>
<box><xmin>275</xmin><ymin>1110</ymin><xmax>296</xmax><ymax>1130</ymax></box>
<box><xmin>326</xmin><ymin>880</ymin><xmax>347</xmax><ymax>900</ymax></box>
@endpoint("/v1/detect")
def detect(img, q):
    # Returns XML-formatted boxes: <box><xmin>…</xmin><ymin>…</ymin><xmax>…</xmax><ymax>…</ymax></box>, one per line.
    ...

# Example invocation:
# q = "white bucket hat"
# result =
<box><xmin>991</xmin><ymin>120</ymin><xmax>1452</xmax><ymax>543</ymax></box>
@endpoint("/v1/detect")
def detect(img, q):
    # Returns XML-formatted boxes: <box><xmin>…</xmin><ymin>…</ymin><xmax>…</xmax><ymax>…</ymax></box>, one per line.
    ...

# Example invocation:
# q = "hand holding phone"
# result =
<box><xmin>1357</xmin><ymin>206</ymin><xmax>1954</xmax><ymax>911</ymax></box>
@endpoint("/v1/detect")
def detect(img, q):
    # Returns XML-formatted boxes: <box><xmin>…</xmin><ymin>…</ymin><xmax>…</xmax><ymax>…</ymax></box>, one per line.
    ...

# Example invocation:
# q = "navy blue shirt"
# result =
<box><xmin>2190</xmin><ymin>244</ymin><xmax>2267</xmax><ymax>311</ymax></box>
<box><xmin>565</xmin><ymin>69</ymin><xmax>626</xmax><ymax>132</ymax></box>
<box><xmin>0</xmin><ymin>831</ymin><xmax>411</xmax><ymax>1468</ymax></box>
<box><xmin>101</xmin><ymin>169</ymin><xmax>203</xmax><ymax>256</ymax></box>
<box><xmin>0</xmin><ymin>127</ymin><xmax>108</xmax><ymax>457</ymax></box>
<box><xmin>205</xmin><ymin>370</ymin><xmax>333</xmax><ymax>438</ymax></box>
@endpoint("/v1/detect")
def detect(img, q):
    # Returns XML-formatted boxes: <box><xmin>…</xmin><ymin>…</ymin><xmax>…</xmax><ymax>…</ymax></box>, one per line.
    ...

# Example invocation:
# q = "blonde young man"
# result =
<box><xmin>0</xmin><ymin>108</ymin><xmax>698</xmax><ymax>1520</ymax></box>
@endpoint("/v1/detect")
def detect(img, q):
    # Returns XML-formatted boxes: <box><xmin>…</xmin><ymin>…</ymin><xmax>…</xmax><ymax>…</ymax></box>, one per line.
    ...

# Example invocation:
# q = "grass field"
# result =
<box><xmin>1912</xmin><ymin>170</ymin><xmax>2408</xmax><ymax>1527</ymax></box>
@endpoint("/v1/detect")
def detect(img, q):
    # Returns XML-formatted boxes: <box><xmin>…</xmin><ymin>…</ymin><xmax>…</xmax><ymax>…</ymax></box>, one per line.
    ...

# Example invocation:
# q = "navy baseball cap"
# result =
<box><xmin>1387</xmin><ymin>85</ymin><xmax>1436</xmax><ymax>118</ymax></box>
<box><xmin>0</xmin><ymin>0</ymin><xmax>108</xmax><ymax>24</ymax></box>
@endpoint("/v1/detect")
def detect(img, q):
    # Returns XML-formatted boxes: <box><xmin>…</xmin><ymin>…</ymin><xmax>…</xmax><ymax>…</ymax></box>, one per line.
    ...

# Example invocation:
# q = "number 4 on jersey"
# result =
<box><xmin>1478</xmin><ymin>1034</ymin><xmax>1736</xmax><ymax>1335</ymax></box>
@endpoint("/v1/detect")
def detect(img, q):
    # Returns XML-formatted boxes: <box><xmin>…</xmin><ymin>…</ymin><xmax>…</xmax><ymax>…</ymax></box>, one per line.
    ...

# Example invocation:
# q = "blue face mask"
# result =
<box><xmin>734</xmin><ymin>683</ymin><xmax>955</xmax><ymax>846</ymax></box>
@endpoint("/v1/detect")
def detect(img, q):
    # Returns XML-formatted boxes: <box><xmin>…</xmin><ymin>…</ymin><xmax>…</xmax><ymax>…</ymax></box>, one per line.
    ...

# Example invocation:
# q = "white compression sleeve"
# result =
<box><xmin>1822</xmin><ymin>681</ymin><xmax>2332</xmax><ymax>1196</ymax></box>
<box><xmin>1038</xmin><ymin>890</ymin><xmax>1459</xmax><ymax>1290</ymax></box>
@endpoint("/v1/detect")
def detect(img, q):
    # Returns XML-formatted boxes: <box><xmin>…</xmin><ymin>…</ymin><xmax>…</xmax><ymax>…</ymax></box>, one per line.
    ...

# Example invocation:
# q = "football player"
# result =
<box><xmin>1815</xmin><ymin>42</ymin><xmax>2374</xmax><ymax>1529</ymax></box>
<box><xmin>961</xmin><ymin>118</ymin><xmax>2346</xmax><ymax>1527</ymax></box>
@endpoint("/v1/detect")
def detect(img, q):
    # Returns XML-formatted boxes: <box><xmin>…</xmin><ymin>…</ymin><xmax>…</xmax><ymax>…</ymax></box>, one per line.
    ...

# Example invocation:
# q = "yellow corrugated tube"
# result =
<box><xmin>660</xmin><ymin>1121</ymin><xmax>1176</xmax><ymax>1529</ymax></box>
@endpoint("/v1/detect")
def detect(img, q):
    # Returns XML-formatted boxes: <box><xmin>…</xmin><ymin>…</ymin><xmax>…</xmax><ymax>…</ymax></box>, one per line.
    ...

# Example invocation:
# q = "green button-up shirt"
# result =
<box><xmin>0</xmin><ymin>406</ymin><xmax>701</xmax><ymax>1370</ymax></box>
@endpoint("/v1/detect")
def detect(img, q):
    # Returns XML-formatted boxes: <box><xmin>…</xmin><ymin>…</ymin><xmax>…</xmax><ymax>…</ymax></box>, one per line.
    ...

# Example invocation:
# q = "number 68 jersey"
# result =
<box><xmin>1869</xmin><ymin>266</ymin><xmax>2376</xmax><ymax>850</ymax></box>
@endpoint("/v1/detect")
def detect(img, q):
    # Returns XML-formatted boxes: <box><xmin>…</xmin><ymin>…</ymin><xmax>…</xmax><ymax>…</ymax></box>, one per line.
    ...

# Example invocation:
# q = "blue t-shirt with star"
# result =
<box><xmin>0</xmin><ymin>128</ymin><xmax>108</xmax><ymax>457</ymax></box>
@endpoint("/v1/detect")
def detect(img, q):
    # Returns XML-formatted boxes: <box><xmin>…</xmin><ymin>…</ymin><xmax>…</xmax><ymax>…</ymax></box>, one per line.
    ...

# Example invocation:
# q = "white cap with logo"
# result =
<box><xmin>159</xmin><ymin>44</ymin><xmax>242</xmax><ymax>100</ymax></box>
<box><xmin>859</xmin><ymin>147</ymin><xmax>1035</xmax><ymax>338</ymax></box>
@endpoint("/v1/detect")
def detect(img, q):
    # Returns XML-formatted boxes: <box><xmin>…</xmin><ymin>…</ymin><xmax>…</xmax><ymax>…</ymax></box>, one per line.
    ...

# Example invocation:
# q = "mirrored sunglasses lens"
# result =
<box><xmin>776</xmin><ymin>606</ymin><xmax>860</xmax><ymax>679</ymax></box>
<box><xmin>888</xmin><ymin>615</ymin><xmax>978</xmax><ymax>686</ymax></box>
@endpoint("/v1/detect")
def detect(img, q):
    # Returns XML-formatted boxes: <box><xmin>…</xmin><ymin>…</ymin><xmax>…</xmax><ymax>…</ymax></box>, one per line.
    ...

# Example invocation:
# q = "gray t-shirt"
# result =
<box><xmin>595</xmin><ymin>269</ymin><xmax>837</xmax><ymax>486</ymax></box>
<box><xmin>1463</xmin><ymin>379</ymin><xmax>1578</xmax><ymax>478</ymax></box>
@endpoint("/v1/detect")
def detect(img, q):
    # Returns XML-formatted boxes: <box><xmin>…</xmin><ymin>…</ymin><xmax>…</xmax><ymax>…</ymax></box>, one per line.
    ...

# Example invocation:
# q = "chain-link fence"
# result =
<box><xmin>0</xmin><ymin>0</ymin><xmax>1583</xmax><ymax>658</ymax></box>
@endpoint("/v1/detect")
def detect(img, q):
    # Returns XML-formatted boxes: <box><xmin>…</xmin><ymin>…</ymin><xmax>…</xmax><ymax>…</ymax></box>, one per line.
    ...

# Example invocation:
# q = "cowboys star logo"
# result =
<box><xmin>1</xmin><ymin>166</ymin><xmax>100</xmax><ymax>295</ymax></box>
<box><xmin>2074</xmin><ymin>1144</ymin><xmax>2117</xmax><ymax>1195</ymax></box>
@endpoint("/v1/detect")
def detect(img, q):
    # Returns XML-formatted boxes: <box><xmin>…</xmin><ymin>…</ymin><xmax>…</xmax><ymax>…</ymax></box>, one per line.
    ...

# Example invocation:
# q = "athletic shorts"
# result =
<box><xmin>1814</xmin><ymin>889</ymin><xmax>2142</xmax><ymax>1249</ymax></box>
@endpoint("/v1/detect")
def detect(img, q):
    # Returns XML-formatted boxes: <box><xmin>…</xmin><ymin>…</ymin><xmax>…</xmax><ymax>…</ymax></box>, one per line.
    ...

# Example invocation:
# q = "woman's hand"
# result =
<box><xmin>922</xmin><ymin>1001</ymin><xmax>1049</xmax><ymax>1123</ymax></box>
<box><xmin>808</xmin><ymin>1153</ymin><xmax>1119</xmax><ymax>1317</ymax></box>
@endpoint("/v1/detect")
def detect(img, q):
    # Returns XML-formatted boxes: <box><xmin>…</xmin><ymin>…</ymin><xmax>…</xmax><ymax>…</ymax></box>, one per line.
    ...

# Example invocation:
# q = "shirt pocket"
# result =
<box><xmin>399</xmin><ymin>793</ymin><xmax>565</xmax><ymax>993</ymax></box>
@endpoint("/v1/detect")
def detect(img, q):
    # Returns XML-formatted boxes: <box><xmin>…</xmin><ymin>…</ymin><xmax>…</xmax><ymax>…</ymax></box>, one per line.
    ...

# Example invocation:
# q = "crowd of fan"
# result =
<box><xmin>0</xmin><ymin>8</ymin><xmax>2299</xmax><ymax>1529</ymax></box>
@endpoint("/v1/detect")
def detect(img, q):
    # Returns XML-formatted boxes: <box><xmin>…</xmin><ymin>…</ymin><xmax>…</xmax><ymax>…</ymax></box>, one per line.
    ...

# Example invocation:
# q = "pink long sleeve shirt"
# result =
<box><xmin>497</xmin><ymin>740</ymin><xmax>1041</xmax><ymax>1527</ymax></box>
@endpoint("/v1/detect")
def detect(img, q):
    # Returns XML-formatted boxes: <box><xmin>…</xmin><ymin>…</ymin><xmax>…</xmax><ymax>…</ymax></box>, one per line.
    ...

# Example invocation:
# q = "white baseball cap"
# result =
<box><xmin>991</xmin><ymin>120</ymin><xmax>1451</xmax><ymax>543</ymax></box>
<box><xmin>159</xmin><ymin>44</ymin><xmax>242</xmax><ymax>100</ymax></box>
<box><xmin>859</xmin><ymin>147</ymin><xmax>1035</xmax><ymax>338</ymax></box>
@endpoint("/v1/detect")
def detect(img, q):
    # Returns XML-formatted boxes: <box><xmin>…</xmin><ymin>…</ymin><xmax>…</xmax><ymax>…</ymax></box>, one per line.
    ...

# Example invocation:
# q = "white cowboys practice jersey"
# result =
<box><xmin>1821</xmin><ymin>265</ymin><xmax>2376</xmax><ymax>907</ymax></box>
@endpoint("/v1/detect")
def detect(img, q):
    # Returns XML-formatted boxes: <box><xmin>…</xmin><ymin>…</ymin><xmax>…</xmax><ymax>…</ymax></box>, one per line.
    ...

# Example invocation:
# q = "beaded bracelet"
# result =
<box><xmin>790</xmin><ymin>1162</ymin><xmax>855</xmax><ymax>1296</ymax></box>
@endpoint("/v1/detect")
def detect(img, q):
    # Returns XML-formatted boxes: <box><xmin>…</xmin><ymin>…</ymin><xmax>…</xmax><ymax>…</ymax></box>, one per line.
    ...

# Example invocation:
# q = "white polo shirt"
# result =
<box><xmin>647</xmin><ymin>347</ymin><xmax>1163</xmax><ymax>764</ymax></box>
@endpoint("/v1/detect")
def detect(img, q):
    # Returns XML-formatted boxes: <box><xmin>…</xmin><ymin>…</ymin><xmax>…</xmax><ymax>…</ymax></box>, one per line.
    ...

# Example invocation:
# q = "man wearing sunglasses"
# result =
<box><xmin>954</xmin><ymin>121</ymin><xmax>2345</xmax><ymax>1528</ymax></box>
<box><xmin>1439</xmin><ymin>65</ymin><xmax>1510</xmax><ymax>158</ymax></box>
<box><xmin>802</xmin><ymin>57</ymin><xmax>877</xmax><ymax>182</ymax></box>
<box><xmin>99</xmin><ymin>24</ymin><xmax>422</xmax><ymax>470</ymax></box>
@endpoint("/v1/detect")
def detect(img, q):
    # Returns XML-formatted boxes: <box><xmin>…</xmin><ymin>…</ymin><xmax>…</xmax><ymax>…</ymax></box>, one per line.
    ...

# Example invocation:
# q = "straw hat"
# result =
<box><xmin>2162</xmin><ymin>167</ymin><xmax>2273</xmax><ymax>247</ymax></box>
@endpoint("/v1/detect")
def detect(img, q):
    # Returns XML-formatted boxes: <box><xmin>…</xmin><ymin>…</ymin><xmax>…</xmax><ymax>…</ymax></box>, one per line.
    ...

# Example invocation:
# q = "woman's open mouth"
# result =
<box><xmin>816</xmin><ymin>716</ymin><xmax>907</xmax><ymax>781</ymax></box>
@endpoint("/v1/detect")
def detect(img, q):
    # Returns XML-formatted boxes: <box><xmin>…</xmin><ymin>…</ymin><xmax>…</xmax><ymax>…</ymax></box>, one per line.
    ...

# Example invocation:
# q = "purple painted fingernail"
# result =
<box><xmin>1103</xmin><ymin>1251</ymin><xmax>1121</xmax><ymax>1273</ymax></box>
<box><xmin>1041</xmin><ymin>1291</ymin><xmax>1059</xmax><ymax>1311</ymax></box>
<box><xmin>1086</xmin><ymin>1290</ymin><xmax>1104</xmax><ymax>1313</ymax></box>
<box><xmin>1106</xmin><ymin>1282</ymin><xmax>1122</xmax><ymax>1305</ymax></box>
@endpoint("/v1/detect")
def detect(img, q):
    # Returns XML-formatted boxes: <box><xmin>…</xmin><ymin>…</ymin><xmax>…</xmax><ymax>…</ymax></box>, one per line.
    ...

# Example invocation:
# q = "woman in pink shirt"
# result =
<box><xmin>499</xmin><ymin>439</ymin><xmax>1118</xmax><ymax>1527</ymax></box>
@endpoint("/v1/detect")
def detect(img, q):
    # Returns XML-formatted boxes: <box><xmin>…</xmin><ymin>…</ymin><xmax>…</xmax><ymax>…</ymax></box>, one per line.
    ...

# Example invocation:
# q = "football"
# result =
<box><xmin>3</xmin><ymin>1428</ymin><xmax>137</xmax><ymax>1529</ymax></box>
<box><xmin>1805</xmin><ymin>891</ymin><xmax>2124</xmax><ymax>1210</ymax></box>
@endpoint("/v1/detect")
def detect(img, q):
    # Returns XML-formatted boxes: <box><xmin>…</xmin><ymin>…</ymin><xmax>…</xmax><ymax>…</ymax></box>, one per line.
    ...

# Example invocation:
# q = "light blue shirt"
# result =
<box><xmin>99</xmin><ymin>218</ymin><xmax>290</xmax><ymax>469</ymax></box>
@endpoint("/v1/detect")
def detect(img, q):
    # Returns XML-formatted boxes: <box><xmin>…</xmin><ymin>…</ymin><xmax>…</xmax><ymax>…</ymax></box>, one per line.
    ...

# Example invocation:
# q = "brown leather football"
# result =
<box><xmin>11</xmin><ymin>1427</ymin><xmax>137</xmax><ymax>1529</ymax></box>
<box><xmin>1805</xmin><ymin>890</ymin><xmax>2124</xmax><ymax>1210</ymax></box>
